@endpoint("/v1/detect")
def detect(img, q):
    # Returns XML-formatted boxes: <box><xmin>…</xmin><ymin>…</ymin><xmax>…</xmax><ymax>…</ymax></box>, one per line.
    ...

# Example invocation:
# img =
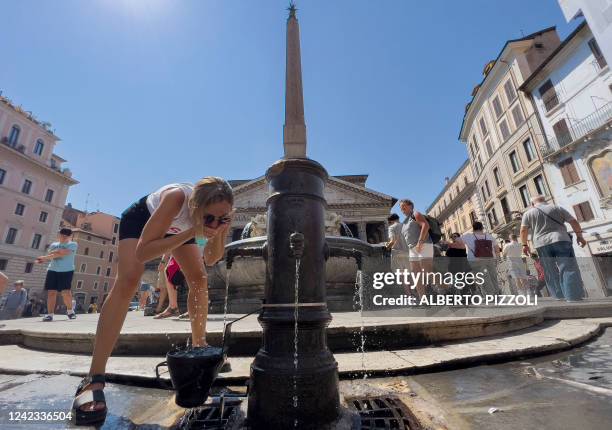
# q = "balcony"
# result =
<box><xmin>540</xmin><ymin>102</ymin><xmax>612</xmax><ymax>158</ymax></box>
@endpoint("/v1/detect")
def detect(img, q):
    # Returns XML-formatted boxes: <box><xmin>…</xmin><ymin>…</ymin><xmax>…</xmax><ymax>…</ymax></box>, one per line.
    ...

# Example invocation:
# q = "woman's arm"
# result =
<box><xmin>135</xmin><ymin>189</ymin><xmax>195</xmax><ymax>263</ymax></box>
<box><xmin>203</xmin><ymin>219</ymin><xmax>232</xmax><ymax>266</ymax></box>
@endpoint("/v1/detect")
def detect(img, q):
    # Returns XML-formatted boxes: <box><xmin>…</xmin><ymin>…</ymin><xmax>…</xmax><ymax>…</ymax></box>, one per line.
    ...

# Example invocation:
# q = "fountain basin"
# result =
<box><xmin>207</xmin><ymin>236</ymin><xmax>389</xmax><ymax>313</ymax></box>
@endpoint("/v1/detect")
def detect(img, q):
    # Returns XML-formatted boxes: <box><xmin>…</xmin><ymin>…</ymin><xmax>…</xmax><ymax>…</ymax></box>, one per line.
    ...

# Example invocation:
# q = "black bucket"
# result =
<box><xmin>156</xmin><ymin>308</ymin><xmax>259</xmax><ymax>408</ymax></box>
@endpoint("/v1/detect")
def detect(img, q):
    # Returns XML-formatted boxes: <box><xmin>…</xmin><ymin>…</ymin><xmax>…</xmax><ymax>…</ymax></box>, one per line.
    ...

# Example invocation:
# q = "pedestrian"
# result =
<box><xmin>36</xmin><ymin>228</ymin><xmax>78</xmax><ymax>322</ymax></box>
<box><xmin>154</xmin><ymin>256</ymin><xmax>182</xmax><ymax>319</ymax></box>
<box><xmin>520</xmin><ymin>195</ymin><xmax>586</xmax><ymax>301</ymax></box>
<box><xmin>72</xmin><ymin>178</ymin><xmax>233</xmax><ymax>426</ymax></box>
<box><xmin>445</xmin><ymin>233</ymin><xmax>471</xmax><ymax>292</ymax></box>
<box><xmin>386</xmin><ymin>213</ymin><xmax>410</xmax><ymax>273</ymax></box>
<box><xmin>0</xmin><ymin>280</ymin><xmax>28</xmax><ymax>320</ymax></box>
<box><xmin>502</xmin><ymin>234</ymin><xmax>529</xmax><ymax>294</ymax></box>
<box><xmin>23</xmin><ymin>299</ymin><xmax>35</xmax><ymax>317</ymax></box>
<box><xmin>138</xmin><ymin>282</ymin><xmax>153</xmax><ymax>310</ymax></box>
<box><xmin>88</xmin><ymin>302</ymin><xmax>98</xmax><ymax>314</ymax></box>
<box><xmin>459</xmin><ymin>221</ymin><xmax>499</xmax><ymax>295</ymax></box>
<box><xmin>399</xmin><ymin>199</ymin><xmax>433</xmax><ymax>298</ymax></box>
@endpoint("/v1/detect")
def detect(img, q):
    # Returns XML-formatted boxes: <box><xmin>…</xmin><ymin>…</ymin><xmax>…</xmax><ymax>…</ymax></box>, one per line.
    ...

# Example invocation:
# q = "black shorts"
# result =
<box><xmin>165</xmin><ymin>268</ymin><xmax>186</xmax><ymax>287</ymax></box>
<box><xmin>118</xmin><ymin>196</ymin><xmax>195</xmax><ymax>245</ymax></box>
<box><xmin>44</xmin><ymin>270</ymin><xmax>74</xmax><ymax>291</ymax></box>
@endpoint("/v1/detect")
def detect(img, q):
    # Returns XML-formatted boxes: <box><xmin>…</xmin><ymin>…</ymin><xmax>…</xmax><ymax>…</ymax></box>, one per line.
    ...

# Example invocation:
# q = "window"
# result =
<box><xmin>25</xmin><ymin>262</ymin><xmax>33</xmax><ymax>273</ymax></box>
<box><xmin>77</xmin><ymin>280</ymin><xmax>83</xmax><ymax>289</ymax></box>
<box><xmin>103</xmin><ymin>282</ymin><xmax>109</xmax><ymax>292</ymax></box>
<box><xmin>512</xmin><ymin>105</ymin><xmax>524</xmax><ymax>127</ymax></box>
<box><xmin>15</xmin><ymin>203</ymin><xmax>25</xmax><ymax>216</ymax></box>
<box><xmin>469</xmin><ymin>211</ymin><xmax>477</xmax><ymax>223</ymax></box>
<box><xmin>106</xmin><ymin>267</ymin><xmax>111</xmax><ymax>277</ymax></box>
<box><xmin>87</xmin><ymin>235</ymin><xmax>92</xmax><ymax>241</ymax></box>
<box><xmin>588</xmin><ymin>38</ymin><xmax>607</xmax><ymax>68</ymax></box>
<box><xmin>558</xmin><ymin>157</ymin><xmax>581</xmax><ymax>186</ymax></box>
<box><xmin>113</xmin><ymin>224</ymin><xmax>119</xmax><ymax>234</ymax></box>
<box><xmin>0</xmin><ymin>168</ymin><xmax>6</xmax><ymax>185</ymax></box>
<box><xmin>31</xmin><ymin>234</ymin><xmax>42</xmax><ymax>249</ymax></box>
<box><xmin>93</xmin><ymin>282</ymin><xmax>98</xmax><ymax>290</ymax></box>
<box><xmin>492</xmin><ymin>95</ymin><xmax>503</xmax><ymax>117</ymax></box>
<box><xmin>534</xmin><ymin>175</ymin><xmax>547</xmax><ymax>196</ymax></box>
<box><xmin>487</xmin><ymin>211</ymin><xmax>496</xmax><ymax>227</ymax></box>
<box><xmin>491</xmin><ymin>208</ymin><xmax>499</xmax><ymax>225</ymax></box>
<box><xmin>99</xmin><ymin>251</ymin><xmax>104</xmax><ymax>259</ymax></box>
<box><xmin>479</xmin><ymin>117</ymin><xmax>488</xmax><ymax>136</ymax></box>
<box><xmin>455</xmin><ymin>185</ymin><xmax>460</xmax><ymax>196</ymax></box>
<box><xmin>80</xmin><ymin>263</ymin><xmax>87</xmax><ymax>273</ymax></box>
<box><xmin>34</xmin><ymin>139</ymin><xmax>44</xmax><ymax>156</ymax></box>
<box><xmin>0</xmin><ymin>259</ymin><xmax>7</xmax><ymax>270</ymax></box>
<box><xmin>504</xmin><ymin>80</ymin><xmax>517</xmax><ymax>103</ymax></box>
<box><xmin>39</xmin><ymin>211</ymin><xmax>48</xmax><ymax>223</ymax></box>
<box><xmin>539</xmin><ymin>79</ymin><xmax>559</xmax><ymax>112</ymax></box>
<box><xmin>484</xmin><ymin>140</ymin><xmax>493</xmax><ymax>157</ymax></box>
<box><xmin>5</xmin><ymin>228</ymin><xmax>18</xmax><ymax>244</ymax></box>
<box><xmin>464</xmin><ymin>176</ymin><xmax>469</xmax><ymax>186</ymax></box>
<box><xmin>45</xmin><ymin>189</ymin><xmax>54</xmax><ymax>203</ymax></box>
<box><xmin>553</xmin><ymin>119</ymin><xmax>572</xmax><ymax>147</ymax></box>
<box><xmin>523</xmin><ymin>138</ymin><xmax>536</xmax><ymax>162</ymax></box>
<box><xmin>499</xmin><ymin>119</ymin><xmax>511</xmax><ymax>141</ymax></box>
<box><xmin>476</xmin><ymin>154</ymin><xmax>483</xmax><ymax>173</ymax></box>
<box><xmin>519</xmin><ymin>185</ymin><xmax>530</xmax><ymax>208</ymax></box>
<box><xmin>108</xmin><ymin>251</ymin><xmax>114</xmax><ymax>263</ymax></box>
<box><xmin>8</xmin><ymin>125</ymin><xmax>20</xmax><ymax>146</ymax></box>
<box><xmin>493</xmin><ymin>167</ymin><xmax>501</xmax><ymax>187</ymax></box>
<box><xmin>500</xmin><ymin>197</ymin><xmax>511</xmax><ymax>217</ymax></box>
<box><xmin>111</xmin><ymin>237</ymin><xmax>116</xmax><ymax>245</ymax></box>
<box><xmin>84</xmin><ymin>247</ymin><xmax>89</xmax><ymax>256</ymax></box>
<box><xmin>509</xmin><ymin>150</ymin><xmax>521</xmax><ymax>173</ymax></box>
<box><xmin>96</xmin><ymin>266</ymin><xmax>101</xmax><ymax>275</ymax></box>
<box><xmin>573</xmin><ymin>201</ymin><xmax>594</xmax><ymax>222</ymax></box>
<box><xmin>22</xmin><ymin>179</ymin><xmax>32</xmax><ymax>194</ymax></box>
<box><xmin>481</xmin><ymin>186</ymin><xmax>488</xmax><ymax>200</ymax></box>
<box><xmin>485</xmin><ymin>180</ymin><xmax>491</xmax><ymax>197</ymax></box>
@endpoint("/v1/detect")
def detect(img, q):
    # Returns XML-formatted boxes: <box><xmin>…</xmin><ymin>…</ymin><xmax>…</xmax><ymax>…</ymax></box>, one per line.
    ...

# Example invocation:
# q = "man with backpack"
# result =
<box><xmin>399</xmin><ymin>199</ymin><xmax>442</xmax><ymax>298</ymax></box>
<box><xmin>460</xmin><ymin>221</ymin><xmax>500</xmax><ymax>295</ymax></box>
<box><xmin>520</xmin><ymin>196</ymin><xmax>585</xmax><ymax>301</ymax></box>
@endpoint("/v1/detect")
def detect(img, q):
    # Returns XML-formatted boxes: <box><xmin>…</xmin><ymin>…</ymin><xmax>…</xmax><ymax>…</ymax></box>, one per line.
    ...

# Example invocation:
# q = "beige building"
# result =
<box><xmin>459</xmin><ymin>27</ymin><xmax>562</xmax><ymax>239</ymax></box>
<box><xmin>61</xmin><ymin>210</ymin><xmax>120</xmax><ymax>310</ymax></box>
<box><xmin>427</xmin><ymin>160</ymin><xmax>483</xmax><ymax>237</ymax></box>
<box><xmin>0</xmin><ymin>94</ymin><xmax>77</xmax><ymax>296</ymax></box>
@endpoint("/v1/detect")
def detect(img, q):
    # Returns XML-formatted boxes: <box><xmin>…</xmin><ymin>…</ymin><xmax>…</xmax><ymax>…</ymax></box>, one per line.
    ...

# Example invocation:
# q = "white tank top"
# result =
<box><xmin>146</xmin><ymin>183</ymin><xmax>194</xmax><ymax>235</ymax></box>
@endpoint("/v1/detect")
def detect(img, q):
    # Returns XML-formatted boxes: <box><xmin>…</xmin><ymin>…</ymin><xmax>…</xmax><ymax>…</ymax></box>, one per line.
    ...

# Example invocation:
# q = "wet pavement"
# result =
<box><xmin>413</xmin><ymin>328</ymin><xmax>612</xmax><ymax>430</ymax></box>
<box><xmin>0</xmin><ymin>329</ymin><xmax>610</xmax><ymax>429</ymax></box>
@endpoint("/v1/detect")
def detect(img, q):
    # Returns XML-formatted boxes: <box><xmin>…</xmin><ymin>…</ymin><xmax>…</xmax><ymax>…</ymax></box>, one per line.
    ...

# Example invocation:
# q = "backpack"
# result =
<box><xmin>473</xmin><ymin>233</ymin><xmax>493</xmax><ymax>258</ymax></box>
<box><xmin>412</xmin><ymin>213</ymin><xmax>443</xmax><ymax>244</ymax></box>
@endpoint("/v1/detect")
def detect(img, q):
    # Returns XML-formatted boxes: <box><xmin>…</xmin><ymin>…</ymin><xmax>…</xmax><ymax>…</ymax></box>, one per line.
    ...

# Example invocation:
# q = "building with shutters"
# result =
<box><xmin>459</xmin><ymin>27</ymin><xmax>562</xmax><ymax>239</ymax></box>
<box><xmin>0</xmin><ymin>94</ymin><xmax>77</xmax><ymax>297</ymax></box>
<box><xmin>61</xmin><ymin>209</ymin><xmax>120</xmax><ymax>310</ymax></box>
<box><xmin>519</xmin><ymin>21</ymin><xmax>611</xmax><ymax>297</ymax></box>
<box><xmin>426</xmin><ymin>160</ymin><xmax>484</xmax><ymax>237</ymax></box>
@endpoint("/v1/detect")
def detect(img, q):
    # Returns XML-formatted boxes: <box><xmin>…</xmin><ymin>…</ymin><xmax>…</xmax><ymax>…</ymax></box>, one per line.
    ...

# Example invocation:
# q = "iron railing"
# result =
<box><xmin>540</xmin><ymin>101</ymin><xmax>612</xmax><ymax>157</ymax></box>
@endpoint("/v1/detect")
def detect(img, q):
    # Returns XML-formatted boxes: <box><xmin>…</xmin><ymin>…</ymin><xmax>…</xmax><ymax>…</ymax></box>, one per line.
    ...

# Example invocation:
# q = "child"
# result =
<box><xmin>72</xmin><ymin>178</ymin><xmax>233</xmax><ymax>426</ymax></box>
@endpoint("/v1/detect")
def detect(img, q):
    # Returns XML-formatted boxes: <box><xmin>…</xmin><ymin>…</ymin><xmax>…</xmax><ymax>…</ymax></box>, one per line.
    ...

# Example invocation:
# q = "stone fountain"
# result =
<box><xmin>224</xmin><ymin>4</ymin><xmax>369</xmax><ymax>429</ymax></box>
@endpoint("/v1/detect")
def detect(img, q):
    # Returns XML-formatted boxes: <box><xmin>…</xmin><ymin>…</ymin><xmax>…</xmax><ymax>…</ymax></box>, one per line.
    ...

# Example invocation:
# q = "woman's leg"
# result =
<box><xmin>156</xmin><ymin>275</ymin><xmax>168</xmax><ymax>313</ymax></box>
<box><xmin>172</xmin><ymin>244</ymin><xmax>208</xmax><ymax>347</ymax></box>
<box><xmin>166</xmin><ymin>275</ymin><xmax>179</xmax><ymax>309</ymax></box>
<box><xmin>80</xmin><ymin>239</ymin><xmax>144</xmax><ymax>411</ymax></box>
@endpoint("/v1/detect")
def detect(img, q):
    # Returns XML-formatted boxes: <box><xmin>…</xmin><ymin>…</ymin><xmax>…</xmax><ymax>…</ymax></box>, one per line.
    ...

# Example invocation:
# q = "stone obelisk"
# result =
<box><xmin>283</xmin><ymin>3</ymin><xmax>307</xmax><ymax>158</ymax></box>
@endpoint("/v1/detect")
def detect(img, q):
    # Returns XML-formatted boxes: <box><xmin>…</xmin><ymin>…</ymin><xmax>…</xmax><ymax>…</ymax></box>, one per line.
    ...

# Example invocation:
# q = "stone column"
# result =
<box><xmin>358</xmin><ymin>222</ymin><xmax>367</xmax><ymax>241</ymax></box>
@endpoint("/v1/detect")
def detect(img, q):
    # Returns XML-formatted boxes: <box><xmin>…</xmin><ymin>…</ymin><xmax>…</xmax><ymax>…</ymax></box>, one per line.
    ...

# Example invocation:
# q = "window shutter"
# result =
<box><xmin>573</xmin><ymin>204</ymin><xmax>584</xmax><ymax>222</ymax></box>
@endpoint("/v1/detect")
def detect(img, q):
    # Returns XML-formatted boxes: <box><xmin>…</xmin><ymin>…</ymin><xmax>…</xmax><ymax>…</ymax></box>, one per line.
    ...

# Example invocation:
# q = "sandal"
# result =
<box><xmin>72</xmin><ymin>374</ymin><xmax>107</xmax><ymax>426</ymax></box>
<box><xmin>153</xmin><ymin>307</ymin><xmax>179</xmax><ymax>319</ymax></box>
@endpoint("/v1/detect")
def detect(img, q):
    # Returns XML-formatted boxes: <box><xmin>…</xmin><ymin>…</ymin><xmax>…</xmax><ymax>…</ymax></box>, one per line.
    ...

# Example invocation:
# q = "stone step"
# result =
<box><xmin>0</xmin><ymin>317</ymin><xmax>609</xmax><ymax>386</ymax></box>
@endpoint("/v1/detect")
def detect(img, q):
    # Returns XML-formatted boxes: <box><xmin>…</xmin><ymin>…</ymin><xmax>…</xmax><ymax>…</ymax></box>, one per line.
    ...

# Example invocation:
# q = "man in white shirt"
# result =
<box><xmin>502</xmin><ymin>234</ymin><xmax>528</xmax><ymax>294</ymax></box>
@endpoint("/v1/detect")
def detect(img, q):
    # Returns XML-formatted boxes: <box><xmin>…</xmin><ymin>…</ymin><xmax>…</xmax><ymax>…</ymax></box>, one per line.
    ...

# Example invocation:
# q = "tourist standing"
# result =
<box><xmin>502</xmin><ymin>235</ymin><xmax>529</xmax><ymax>294</ymax></box>
<box><xmin>399</xmin><ymin>199</ymin><xmax>432</xmax><ymax>298</ymax></box>
<box><xmin>459</xmin><ymin>222</ymin><xmax>499</xmax><ymax>295</ymax></box>
<box><xmin>386</xmin><ymin>213</ymin><xmax>410</xmax><ymax>273</ymax></box>
<box><xmin>531</xmin><ymin>253</ymin><xmax>547</xmax><ymax>297</ymax></box>
<box><xmin>154</xmin><ymin>256</ymin><xmax>182</xmax><ymax>319</ymax></box>
<box><xmin>0</xmin><ymin>280</ymin><xmax>28</xmax><ymax>320</ymax></box>
<box><xmin>138</xmin><ymin>282</ymin><xmax>153</xmax><ymax>310</ymax></box>
<box><xmin>36</xmin><ymin>228</ymin><xmax>78</xmax><ymax>322</ymax></box>
<box><xmin>520</xmin><ymin>196</ymin><xmax>586</xmax><ymax>301</ymax></box>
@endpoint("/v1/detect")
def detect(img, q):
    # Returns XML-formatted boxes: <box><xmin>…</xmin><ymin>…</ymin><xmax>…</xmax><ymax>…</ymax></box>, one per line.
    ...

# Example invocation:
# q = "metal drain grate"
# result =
<box><xmin>348</xmin><ymin>396</ymin><xmax>417</xmax><ymax>430</ymax></box>
<box><xmin>177</xmin><ymin>397</ymin><xmax>242</xmax><ymax>430</ymax></box>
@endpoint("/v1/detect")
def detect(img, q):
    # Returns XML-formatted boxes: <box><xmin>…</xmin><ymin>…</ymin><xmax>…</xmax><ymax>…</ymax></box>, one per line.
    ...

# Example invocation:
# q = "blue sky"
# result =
<box><xmin>1</xmin><ymin>0</ymin><xmax>581</xmax><ymax>216</ymax></box>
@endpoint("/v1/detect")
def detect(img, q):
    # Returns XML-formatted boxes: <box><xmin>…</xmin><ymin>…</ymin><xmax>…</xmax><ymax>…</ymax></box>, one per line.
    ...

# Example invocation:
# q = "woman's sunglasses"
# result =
<box><xmin>203</xmin><ymin>214</ymin><xmax>231</xmax><ymax>227</ymax></box>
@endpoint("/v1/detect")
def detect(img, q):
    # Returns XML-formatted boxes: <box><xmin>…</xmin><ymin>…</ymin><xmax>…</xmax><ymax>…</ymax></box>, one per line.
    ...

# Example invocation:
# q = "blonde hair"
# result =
<box><xmin>188</xmin><ymin>177</ymin><xmax>234</xmax><ymax>237</ymax></box>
